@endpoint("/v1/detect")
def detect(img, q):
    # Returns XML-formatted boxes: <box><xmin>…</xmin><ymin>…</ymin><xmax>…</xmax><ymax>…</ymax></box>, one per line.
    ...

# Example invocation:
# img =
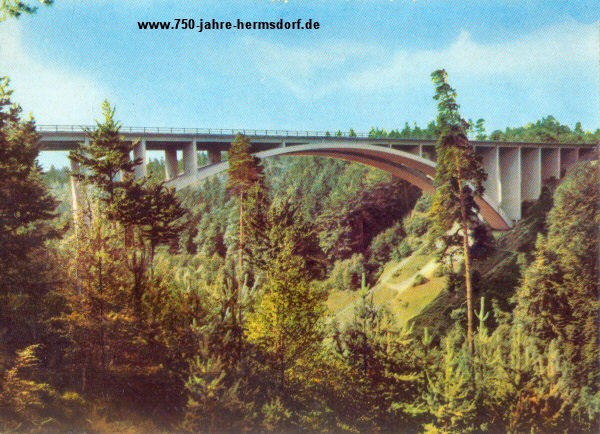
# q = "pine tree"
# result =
<box><xmin>514</xmin><ymin>162</ymin><xmax>599</xmax><ymax>429</ymax></box>
<box><xmin>246</xmin><ymin>221</ymin><xmax>325</xmax><ymax>394</ymax></box>
<box><xmin>69</xmin><ymin>100</ymin><xmax>140</xmax><ymax>209</ymax></box>
<box><xmin>429</xmin><ymin>69</ymin><xmax>487</xmax><ymax>354</ymax></box>
<box><xmin>0</xmin><ymin>77</ymin><xmax>58</xmax><ymax>346</ymax></box>
<box><xmin>226</xmin><ymin>134</ymin><xmax>264</xmax><ymax>269</ymax></box>
<box><xmin>424</xmin><ymin>326</ymin><xmax>477</xmax><ymax>433</ymax></box>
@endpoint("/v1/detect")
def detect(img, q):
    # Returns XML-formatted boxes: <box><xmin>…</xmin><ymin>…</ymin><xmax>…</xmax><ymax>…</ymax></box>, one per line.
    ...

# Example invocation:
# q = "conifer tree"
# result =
<box><xmin>429</xmin><ymin>69</ymin><xmax>486</xmax><ymax>354</ymax></box>
<box><xmin>226</xmin><ymin>134</ymin><xmax>264</xmax><ymax>268</ymax></box>
<box><xmin>0</xmin><ymin>77</ymin><xmax>58</xmax><ymax>345</ymax></box>
<box><xmin>514</xmin><ymin>162</ymin><xmax>599</xmax><ymax>427</ymax></box>
<box><xmin>69</xmin><ymin>100</ymin><xmax>140</xmax><ymax>208</ymax></box>
<box><xmin>246</xmin><ymin>219</ymin><xmax>325</xmax><ymax>394</ymax></box>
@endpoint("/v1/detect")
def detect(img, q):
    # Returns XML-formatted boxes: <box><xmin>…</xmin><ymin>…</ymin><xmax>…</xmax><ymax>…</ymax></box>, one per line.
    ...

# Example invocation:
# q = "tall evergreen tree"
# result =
<box><xmin>69</xmin><ymin>100</ymin><xmax>140</xmax><ymax>208</ymax></box>
<box><xmin>429</xmin><ymin>69</ymin><xmax>486</xmax><ymax>354</ymax></box>
<box><xmin>246</xmin><ymin>214</ymin><xmax>325</xmax><ymax>394</ymax></box>
<box><xmin>0</xmin><ymin>77</ymin><xmax>58</xmax><ymax>346</ymax></box>
<box><xmin>515</xmin><ymin>162</ymin><xmax>599</xmax><ymax>428</ymax></box>
<box><xmin>226</xmin><ymin>134</ymin><xmax>264</xmax><ymax>268</ymax></box>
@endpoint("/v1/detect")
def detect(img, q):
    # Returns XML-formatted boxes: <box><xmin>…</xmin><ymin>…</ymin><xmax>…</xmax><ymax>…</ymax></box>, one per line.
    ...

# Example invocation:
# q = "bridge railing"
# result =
<box><xmin>37</xmin><ymin>124</ymin><xmax>373</xmax><ymax>138</ymax></box>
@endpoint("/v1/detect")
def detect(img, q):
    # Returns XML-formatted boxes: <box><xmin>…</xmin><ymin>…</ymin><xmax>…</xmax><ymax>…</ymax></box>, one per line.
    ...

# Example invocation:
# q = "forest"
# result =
<box><xmin>0</xmin><ymin>60</ymin><xmax>598</xmax><ymax>433</ymax></box>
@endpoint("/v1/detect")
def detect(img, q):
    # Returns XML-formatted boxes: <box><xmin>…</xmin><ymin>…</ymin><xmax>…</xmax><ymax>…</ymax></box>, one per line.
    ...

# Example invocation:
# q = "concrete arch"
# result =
<box><xmin>167</xmin><ymin>143</ymin><xmax>512</xmax><ymax>230</ymax></box>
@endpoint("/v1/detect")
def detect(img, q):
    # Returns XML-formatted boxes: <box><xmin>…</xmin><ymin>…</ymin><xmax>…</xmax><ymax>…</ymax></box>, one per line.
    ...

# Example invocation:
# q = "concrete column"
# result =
<box><xmin>133</xmin><ymin>139</ymin><xmax>147</xmax><ymax>179</ymax></box>
<box><xmin>541</xmin><ymin>148</ymin><xmax>560</xmax><ymax>181</ymax></box>
<box><xmin>478</xmin><ymin>146</ymin><xmax>500</xmax><ymax>205</ymax></box>
<box><xmin>521</xmin><ymin>148</ymin><xmax>542</xmax><ymax>201</ymax></box>
<box><xmin>208</xmin><ymin>149</ymin><xmax>222</xmax><ymax>164</ymax></box>
<box><xmin>183</xmin><ymin>140</ymin><xmax>198</xmax><ymax>176</ymax></box>
<box><xmin>560</xmin><ymin>148</ymin><xmax>579</xmax><ymax>176</ymax></box>
<box><xmin>165</xmin><ymin>149</ymin><xmax>178</xmax><ymax>180</ymax></box>
<box><xmin>403</xmin><ymin>145</ymin><xmax>420</xmax><ymax>156</ymax></box>
<box><xmin>422</xmin><ymin>145</ymin><xmax>437</xmax><ymax>161</ymax></box>
<box><xmin>579</xmin><ymin>147</ymin><xmax>597</xmax><ymax>161</ymax></box>
<box><xmin>418</xmin><ymin>144</ymin><xmax>424</xmax><ymax>158</ymax></box>
<box><xmin>499</xmin><ymin>147</ymin><xmax>521</xmax><ymax>222</ymax></box>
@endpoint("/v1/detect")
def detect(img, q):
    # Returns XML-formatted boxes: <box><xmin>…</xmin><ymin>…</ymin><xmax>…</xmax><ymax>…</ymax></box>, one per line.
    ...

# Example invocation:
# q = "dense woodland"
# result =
<box><xmin>1</xmin><ymin>62</ymin><xmax>599</xmax><ymax>434</ymax></box>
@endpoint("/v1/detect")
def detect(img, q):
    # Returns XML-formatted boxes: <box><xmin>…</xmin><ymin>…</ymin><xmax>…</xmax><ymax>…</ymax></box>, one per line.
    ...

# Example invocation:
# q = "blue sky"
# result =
<box><xmin>0</xmin><ymin>1</ymin><xmax>598</xmax><ymax>167</ymax></box>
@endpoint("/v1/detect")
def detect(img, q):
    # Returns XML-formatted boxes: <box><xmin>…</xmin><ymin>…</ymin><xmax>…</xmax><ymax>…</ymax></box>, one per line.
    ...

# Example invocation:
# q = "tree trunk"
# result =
<box><xmin>462</xmin><ymin>220</ymin><xmax>474</xmax><ymax>355</ymax></box>
<box><xmin>455</xmin><ymin>154</ymin><xmax>475</xmax><ymax>355</ymax></box>
<box><xmin>239</xmin><ymin>192</ymin><xmax>244</xmax><ymax>269</ymax></box>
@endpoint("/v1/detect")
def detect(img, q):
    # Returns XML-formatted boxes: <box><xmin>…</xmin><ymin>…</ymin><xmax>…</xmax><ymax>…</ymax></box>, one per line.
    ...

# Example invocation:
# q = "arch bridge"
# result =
<box><xmin>38</xmin><ymin>125</ymin><xmax>598</xmax><ymax>231</ymax></box>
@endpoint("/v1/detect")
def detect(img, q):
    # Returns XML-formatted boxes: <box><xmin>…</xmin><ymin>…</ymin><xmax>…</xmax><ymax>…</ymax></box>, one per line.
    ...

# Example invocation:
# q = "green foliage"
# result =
<box><xmin>514</xmin><ymin>162</ymin><xmax>599</xmax><ymax>430</ymax></box>
<box><xmin>429</xmin><ymin>68</ymin><xmax>487</xmax><ymax>353</ymax></box>
<box><xmin>70</xmin><ymin>100</ymin><xmax>140</xmax><ymax>207</ymax></box>
<box><xmin>368</xmin><ymin>221</ymin><xmax>405</xmax><ymax>271</ymax></box>
<box><xmin>424</xmin><ymin>327</ymin><xmax>477</xmax><ymax>433</ymax></box>
<box><xmin>323</xmin><ymin>253</ymin><xmax>366</xmax><ymax>291</ymax></box>
<box><xmin>328</xmin><ymin>278</ymin><xmax>427</xmax><ymax>431</ymax></box>
<box><xmin>227</xmin><ymin>134</ymin><xmax>264</xmax><ymax>198</ymax></box>
<box><xmin>0</xmin><ymin>344</ymin><xmax>87</xmax><ymax>432</ymax></box>
<box><xmin>182</xmin><ymin>334</ymin><xmax>249</xmax><ymax>433</ymax></box>
<box><xmin>318</xmin><ymin>178</ymin><xmax>419</xmax><ymax>262</ymax></box>
<box><xmin>0</xmin><ymin>77</ymin><xmax>59</xmax><ymax>347</ymax></box>
<box><xmin>489</xmin><ymin>115</ymin><xmax>600</xmax><ymax>144</ymax></box>
<box><xmin>0</xmin><ymin>0</ymin><xmax>53</xmax><ymax>21</ymax></box>
<box><xmin>247</xmin><ymin>228</ymin><xmax>326</xmax><ymax>394</ymax></box>
<box><xmin>413</xmin><ymin>273</ymin><xmax>428</xmax><ymax>287</ymax></box>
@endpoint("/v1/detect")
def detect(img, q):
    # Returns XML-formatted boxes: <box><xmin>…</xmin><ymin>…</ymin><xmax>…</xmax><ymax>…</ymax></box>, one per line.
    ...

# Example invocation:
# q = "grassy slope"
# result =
<box><xmin>410</xmin><ymin>186</ymin><xmax>554</xmax><ymax>338</ymax></box>
<box><xmin>327</xmin><ymin>250</ymin><xmax>446</xmax><ymax>326</ymax></box>
<box><xmin>327</xmin><ymin>185</ymin><xmax>555</xmax><ymax>334</ymax></box>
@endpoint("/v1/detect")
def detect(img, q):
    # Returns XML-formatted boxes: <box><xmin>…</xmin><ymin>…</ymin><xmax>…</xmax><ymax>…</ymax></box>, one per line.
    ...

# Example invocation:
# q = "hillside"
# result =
<box><xmin>327</xmin><ymin>249</ymin><xmax>446</xmax><ymax>326</ymax></box>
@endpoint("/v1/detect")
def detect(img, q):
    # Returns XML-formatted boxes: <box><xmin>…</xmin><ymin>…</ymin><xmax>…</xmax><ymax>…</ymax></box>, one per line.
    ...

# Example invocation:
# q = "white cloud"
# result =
<box><xmin>347</xmin><ymin>21</ymin><xmax>598</xmax><ymax>91</ymax></box>
<box><xmin>246</xmin><ymin>37</ymin><xmax>384</xmax><ymax>98</ymax></box>
<box><xmin>0</xmin><ymin>21</ymin><xmax>111</xmax><ymax>124</ymax></box>
<box><xmin>248</xmin><ymin>21</ymin><xmax>598</xmax><ymax>97</ymax></box>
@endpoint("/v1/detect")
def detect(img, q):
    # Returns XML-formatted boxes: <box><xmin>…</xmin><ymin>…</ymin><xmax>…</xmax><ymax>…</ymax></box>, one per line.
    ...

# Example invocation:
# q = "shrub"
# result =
<box><xmin>413</xmin><ymin>274</ymin><xmax>428</xmax><ymax>287</ymax></box>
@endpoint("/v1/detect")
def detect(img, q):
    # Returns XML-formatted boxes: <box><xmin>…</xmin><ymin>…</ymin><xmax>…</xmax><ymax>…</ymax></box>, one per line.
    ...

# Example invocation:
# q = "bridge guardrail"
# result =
<box><xmin>36</xmin><ymin>124</ymin><xmax>374</xmax><ymax>138</ymax></box>
<box><xmin>36</xmin><ymin>125</ymin><xmax>597</xmax><ymax>147</ymax></box>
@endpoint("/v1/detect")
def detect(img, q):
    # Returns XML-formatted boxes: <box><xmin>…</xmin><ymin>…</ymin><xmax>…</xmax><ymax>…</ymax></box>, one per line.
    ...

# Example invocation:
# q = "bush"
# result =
<box><xmin>413</xmin><ymin>274</ymin><xmax>428</xmax><ymax>287</ymax></box>
<box><xmin>368</xmin><ymin>222</ymin><xmax>405</xmax><ymax>269</ymax></box>
<box><xmin>325</xmin><ymin>254</ymin><xmax>366</xmax><ymax>291</ymax></box>
<box><xmin>393</xmin><ymin>239</ymin><xmax>413</xmax><ymax>260</ymax></box>
<box><xmin>404</xmin><ymin>212</ymin><xmax>430</xmax><ymax>238</ymax></box>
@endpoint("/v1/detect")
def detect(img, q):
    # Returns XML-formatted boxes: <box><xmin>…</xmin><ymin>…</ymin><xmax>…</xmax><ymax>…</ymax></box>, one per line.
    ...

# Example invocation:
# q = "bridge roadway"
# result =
<box><xmin>38</xmin><ymin>125</ymin><xmax>598</xmax><ymax>230</ymax></box>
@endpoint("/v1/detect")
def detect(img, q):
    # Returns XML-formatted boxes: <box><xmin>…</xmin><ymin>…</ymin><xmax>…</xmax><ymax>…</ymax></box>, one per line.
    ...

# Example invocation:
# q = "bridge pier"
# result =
<box><xmin>165</xmin><ymin>149</ymin><xmax>179</xmax><ymax>179</ymax></box>
<box><xmin>478</xmin><ymin>146</ymin><xmax>501</xmax><ymax>206</ymax></box>
<box><xmin>134</xmin><ymin>139</ymin><xmax>147</xmax><ymax>179</ymax></box>
<box><xmin>542</xmin><ymin>148</ymin><xmax>561</xmax><ymax>180</ymax></box>
<box><xmin>421</xmin><ymin>145</ymin><xmax>436</xmax><ymax>161</ymax></box>
<box><xmin>579</xmin><ymin>147</ymin><xmax>597</xmax><ymax>161</ymax></box>
<box><xmin>184</xmin><ymin>140</ymin><xmax>198</xmax><ymax>176</ymax></box>
<box><xmin>521</xmin><ymin>148</ymin><xmax>542</xmax><ymax>201</ymax></box>
<box><xmin>560</xmin><ymin>148</ymin><xmax>579</xmax><ymax>176</ymax></box>
<box><xmin>499</xmin><ymin>147</ymin><xmax>521</xmax><ymax>222</ymax></box>
<box><xmin>208</xmin><ymin>149</ymin><xmax>222</xmax><ymax>164</ymax></box>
